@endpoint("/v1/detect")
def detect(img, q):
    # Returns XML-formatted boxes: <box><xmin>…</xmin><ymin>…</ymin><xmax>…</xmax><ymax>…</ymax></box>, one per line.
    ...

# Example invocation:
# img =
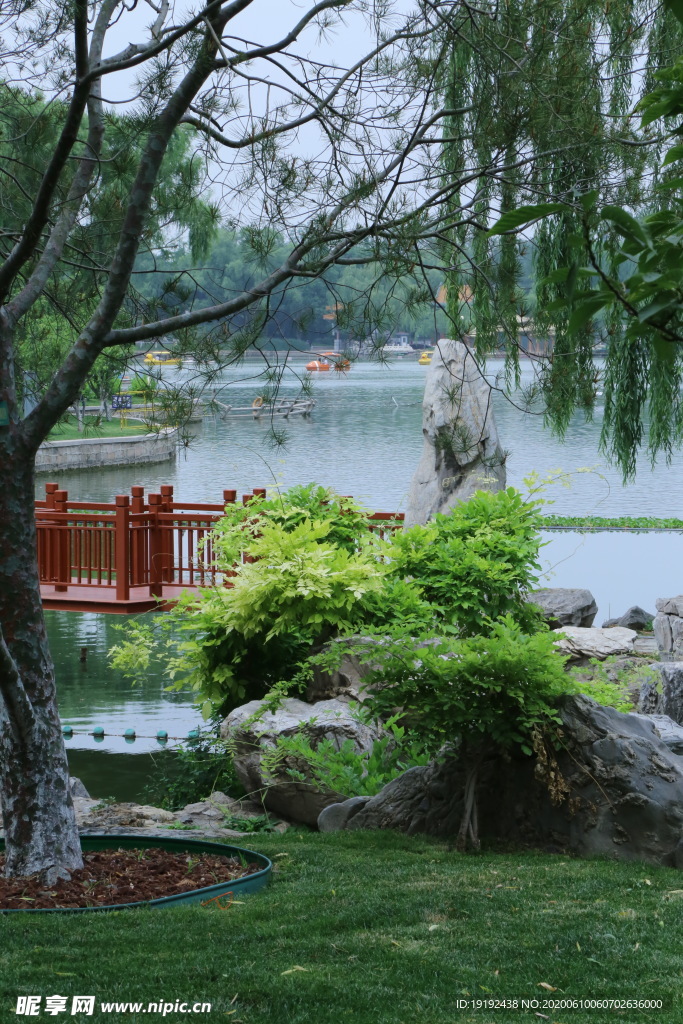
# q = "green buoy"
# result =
<box><xmin>156</xmin><ymin>730</ymin><xmax>168</xmax><ymax>743</ymax></box>
<box><xmin>62</xmin><ymin>725</ymin><xmax>73</xmax><ymax>737</ymax></box>
<box><xmin>187</xmin><ymin>729</ymin><xmax>200</xmax><ymax>741</ymax></box>
<box><xmin>92</xmin><ymin>726</ymin><xmax>105</xmax><ymax>738</ymax></box>
<box><xmin>124</xmin><ymin>728</ymin><xmax>136</xmax><ymax>743</ymax></box>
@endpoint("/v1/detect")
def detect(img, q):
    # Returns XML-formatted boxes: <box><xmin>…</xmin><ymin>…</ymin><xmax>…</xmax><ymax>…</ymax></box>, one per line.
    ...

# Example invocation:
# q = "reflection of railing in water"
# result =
<box><xmin>36</xmin><ymin>483</ymin><xmax>404</xmax><ymax>613</ymax></box>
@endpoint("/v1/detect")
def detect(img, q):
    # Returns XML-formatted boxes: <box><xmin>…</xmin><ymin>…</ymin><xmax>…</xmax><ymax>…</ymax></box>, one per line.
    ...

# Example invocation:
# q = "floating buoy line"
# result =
<box><xmin>61</xmin><ymin>725</ymin><xmax>203</xmax><ymax>744</ymax></box>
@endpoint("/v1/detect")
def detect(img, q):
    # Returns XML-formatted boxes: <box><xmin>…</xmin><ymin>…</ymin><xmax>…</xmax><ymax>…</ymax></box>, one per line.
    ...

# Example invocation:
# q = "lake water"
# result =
<box><xmin>42</xmin><ymin>357</ymin><xmax>683</xmax><ymax>799</ymax></box>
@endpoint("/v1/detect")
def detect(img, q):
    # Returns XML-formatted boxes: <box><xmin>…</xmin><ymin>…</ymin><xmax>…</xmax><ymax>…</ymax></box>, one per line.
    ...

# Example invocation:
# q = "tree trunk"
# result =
<box><xmin>0</xmin><ymin>448</ymin><xmax>82</xmax><ymax>880</ymax></box>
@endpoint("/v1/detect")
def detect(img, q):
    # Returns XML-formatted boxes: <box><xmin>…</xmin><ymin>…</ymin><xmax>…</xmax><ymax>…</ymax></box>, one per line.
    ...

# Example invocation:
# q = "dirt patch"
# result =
<box><xmin>0</xmin><ymin>848</ymin><xmax>262</xmax><ymax>910</ymax></box>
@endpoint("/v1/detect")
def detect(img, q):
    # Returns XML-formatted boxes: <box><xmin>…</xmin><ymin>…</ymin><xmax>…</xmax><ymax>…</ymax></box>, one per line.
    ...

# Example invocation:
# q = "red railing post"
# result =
<box><xmin>45</xmin><ymin>482</ymin><xmax>58</xmax><ymax>509</ymax></box>
<box><xmin>130</xmin><ymin>487</ymin><xmax>145</xmax><ymax>586</ymax></box>
<box><xmin>130</xmin><ymin>486</ymin><xmax>144</xmax><ymax>513</ymax></box>
<box><xmin>115</xmin><ymin>495</ymin><xmax>130</xmax><ymax>601</ymax></box>
<box><xmin>148</xmin><ymin>493</ymin><xmax>163</xmax><ymax>598</ymax></box>
<box><xmin>160</xmin><ymin>484</ymin><xmax>174</xmax><ymax>582</ymax></box>
<box><xmin>253</xmin><ymin>487</ymin><xmax>266</xmax><ymax>499</ymax></box>
<box><xmin>223</xmin><ymin>489</ymin><xmax>236</xmax><ymax>505</ymax></box>
<box><xmin>54</xmin><ymin>489</ymin><xmax>69</xmax><ymax>592</ymax></box>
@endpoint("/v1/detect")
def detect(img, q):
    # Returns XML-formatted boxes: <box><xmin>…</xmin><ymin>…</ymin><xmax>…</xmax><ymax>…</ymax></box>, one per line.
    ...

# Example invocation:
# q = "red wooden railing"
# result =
<box><xmin>35</xmin><ymin>483</ymin><xmax>404</xmax><ymax>611</ymax></box>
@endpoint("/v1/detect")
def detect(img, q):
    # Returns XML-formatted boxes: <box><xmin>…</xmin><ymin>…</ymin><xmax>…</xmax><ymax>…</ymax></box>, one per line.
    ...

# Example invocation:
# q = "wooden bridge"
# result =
<box><xmin>36</xmin><ymin>483</ymin><xmax>404</xmax><ymax>613</ymax></box>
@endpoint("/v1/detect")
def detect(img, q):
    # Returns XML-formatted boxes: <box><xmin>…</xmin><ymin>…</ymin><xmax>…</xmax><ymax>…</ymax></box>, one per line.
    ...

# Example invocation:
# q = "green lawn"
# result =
<box><xmin>0</xmin><ymin>831</ymin><xmax>680</xmax><ymax>1023</ymax></box>
<box><xmin>48</xmin><ymin>415</ymin><xmax>152</xmax><ymax>441</ymax></box>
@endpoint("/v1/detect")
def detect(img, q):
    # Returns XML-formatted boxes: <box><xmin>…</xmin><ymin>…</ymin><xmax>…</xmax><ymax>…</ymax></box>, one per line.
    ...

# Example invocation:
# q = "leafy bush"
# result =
<box><xmin>211</xmin><ymin>482</ymin><xmax>377</xmax><ymax>562</ymax></box>
<box><xmin>384</xmin><ymin>487</ymin><xmax>546</xmax><ymax>636</ymax></box>
<box><xmin>162</xmin><ymin>517</ymin><xmax>388</xmax><ymax>715</ymax></box>
<box><xmin>356</xmin><ymin>618</ymin><xmax>569</xmax><ymax>756</ymax></box>
<box><xmin>111</xmin><ymin>483</ymin><xmax>555</xmax><ymax>724</ymax></box>
<box><xmin>341</xmin><ymin>617</ymin><xmax>571</xmax><ymax>850</ymax></box>
<box><xmin>567</xmin><ymin>655</ymin><xmax>660</xmax><ymax>712</ymax></box>
<box><xmin>112</xmin><ymin>488</ymin><xmax>392</xmax><ymax>716</ymax></box>
<box><xmin>259</xmin><ymin>716</ymin><xmax>432</xmax><ymax>799</ymax></box>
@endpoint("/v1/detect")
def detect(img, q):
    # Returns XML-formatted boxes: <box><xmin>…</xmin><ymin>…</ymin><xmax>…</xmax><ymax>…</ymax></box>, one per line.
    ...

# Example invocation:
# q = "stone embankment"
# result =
<box><xmin>35</xmin><ymin>427</ymin><xmax>177</xmax><ymax>473</ymax></box>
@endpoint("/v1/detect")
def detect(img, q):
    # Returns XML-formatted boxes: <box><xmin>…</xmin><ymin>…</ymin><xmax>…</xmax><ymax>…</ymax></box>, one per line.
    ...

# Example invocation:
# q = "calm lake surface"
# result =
<box><xmin>42</xmin><ymin>357</ymin><xmax>683</xmax><ymax>799</ymax></box>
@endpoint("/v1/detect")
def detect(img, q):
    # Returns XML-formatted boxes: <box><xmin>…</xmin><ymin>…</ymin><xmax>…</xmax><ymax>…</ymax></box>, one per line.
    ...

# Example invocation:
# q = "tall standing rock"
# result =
<box><xmin>404</xmin><ymin>339</ymin><xmax>506</xmax><ymax>526</ymax></box>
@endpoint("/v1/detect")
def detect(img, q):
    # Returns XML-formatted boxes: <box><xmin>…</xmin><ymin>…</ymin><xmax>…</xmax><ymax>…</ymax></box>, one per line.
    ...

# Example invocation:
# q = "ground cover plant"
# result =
<box><xmin>0</xmin><ymin>831</ymin><xmax>679</xmax><ymax>1023</ymax></box>
<box><xmin>142</xmin><ymin>738</ymin><xmax>244</xmax><ymax>811</ymax></box>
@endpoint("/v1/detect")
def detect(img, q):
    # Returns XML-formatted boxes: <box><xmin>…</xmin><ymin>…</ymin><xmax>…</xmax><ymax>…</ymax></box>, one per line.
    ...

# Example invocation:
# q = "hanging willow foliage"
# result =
<box><xmin>438</xmin><ymin>0</ymin><xmax>683</xmax><ymax>479</ymax></box>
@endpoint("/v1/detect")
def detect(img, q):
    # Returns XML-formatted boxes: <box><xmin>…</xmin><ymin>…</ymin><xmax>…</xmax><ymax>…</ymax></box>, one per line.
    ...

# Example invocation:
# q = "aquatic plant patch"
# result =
<box><xmin>542</xmin><ymin>515</ymin><xmax>683</xmax><ymax>530</ymax></box>
<box><xmin>0</xmin><ymin>848</ymin><xmax>262</xmax><ymax>910</ymax></box>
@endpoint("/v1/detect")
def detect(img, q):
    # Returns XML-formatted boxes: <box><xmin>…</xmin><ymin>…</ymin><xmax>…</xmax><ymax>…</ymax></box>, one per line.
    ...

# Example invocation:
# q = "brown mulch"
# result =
<box><xmin>0</xmin><ymin>848</ymin><xmax>262</xmax><ymax>910</ymax></box>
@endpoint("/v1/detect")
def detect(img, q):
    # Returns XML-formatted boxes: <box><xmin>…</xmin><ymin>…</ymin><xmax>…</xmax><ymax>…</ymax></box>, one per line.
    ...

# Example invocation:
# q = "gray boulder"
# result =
<box><xmin>318</xmin><ymin>796</ymin><xmax>371</xmax><ymax>832</ymax></box>
<box><xmin>320</xmin><ymin>695</ymin><xmax>683</xmax><ymax>867</ymax></box>
<box><xmin>306</xmin><ymin>636</ymin><xmax>382</xmax><ymax>703</ymax></box>
<box><xmin>404</xmin><ymin>339</ymin><xmax>505</xmax><ymax>527</ymax></box>
<box><xmin>553</xmin><ymin>625</ymin><xmax>636</xmax><ymax>661</ymax></box>
<box><xmin>69</xmin><ymin>777</ymin><xmax>90</xmax><ymax>799</ymax></box>
<box><xmin>630</xmin><ymin>714</ymin><xmax>683</xmax><ymax>756</ymax></box>
<box><xmin>639</xmin><ymin>662</ymin><xmax>683</xmax><ymax>725</ymax></box>
<box><xmin>602</xmin><ymin>605</ymin><xmax>655</xmax><ymax>630</ymax></box>
<box><xmin>653</xmin><ymin>597</ymin><xmax>683</xmax><ymax>659</ymax></box>
<box><xmin>221</xmin><ymin>698</ymin><xmax>382</xmax><ymax>826</ymax></box>
<box><xmin>528</xmin><ymin>587</ymin><xmax>597</xmax><ymax>628</ymax></box>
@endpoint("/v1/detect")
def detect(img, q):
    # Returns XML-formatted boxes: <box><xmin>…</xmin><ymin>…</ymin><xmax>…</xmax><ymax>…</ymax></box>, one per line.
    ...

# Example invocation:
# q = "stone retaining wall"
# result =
<box><xmin>35</xmin><ymin>428</ymin><xmax>177</xmax><ymax>472</ymax></box>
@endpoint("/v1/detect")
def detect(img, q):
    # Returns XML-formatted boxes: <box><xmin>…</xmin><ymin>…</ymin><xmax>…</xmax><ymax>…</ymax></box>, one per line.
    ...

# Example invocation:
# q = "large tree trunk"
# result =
<box><xmin>0</xmin><ymin>448</ymin><xmax>82</xmax><ymax>881</ymax></box>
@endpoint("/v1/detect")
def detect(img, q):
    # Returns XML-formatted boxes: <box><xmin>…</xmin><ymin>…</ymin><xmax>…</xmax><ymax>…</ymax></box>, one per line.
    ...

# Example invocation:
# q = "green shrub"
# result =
<box><xmin>162</xmin><ymin>517</ymin><xmax>388</xmax><ymax>715</ymax></box>
<box><xmin>384</xmin><ymin>487</ymin><xmax>546</xmax><ymax>636</ymax></box>
<box><xmin>211</xmin><ymin>482</ymin><xmax>377</xmax><ymax>562</ymax></box>
<box><xmin>112</xmin><ymin>488</ymin><xmax>391</xmax><ymax>716</ymax></box>
<box><xmin>259</xmin><ymin>716</ymin><xmax>432</xmax><ymax>799</ymax></box>
<box><xmin>340</xmin><ymin>618</ymin><xmax>571</xmax><ymax>849</ymax></box>
<box><xmin>356</xmin><ymin>618</ymin><xmax>569</xmax><ymax>755</ymax></box>
<box><xmin>111</xmin><ymin>483</ymin><xmax>554</xmax><ymax>723</ymax></box>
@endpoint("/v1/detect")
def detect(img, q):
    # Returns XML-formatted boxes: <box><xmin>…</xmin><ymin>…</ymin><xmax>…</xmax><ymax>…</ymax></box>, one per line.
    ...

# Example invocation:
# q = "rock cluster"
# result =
<box><xmin>319</xmin><ymin>695</ymin><xmax>683</xmax><ymax>867</ymax></box>
<box><xmin>602</xmin><ymin>605</ymin><xmax>655</xmax><ymax>630</ymax></box>
<box><xmin>66</xmin><ymin>779</ymin><xmax>281</xmax><ymax>839</ymax></box>
<box><xmin>529</xmin><ymin>587</ymin><xmax>597</xmax><ymax>628</ymax></box>
<box><xmin>221</xmin><ymin>697</ymin><xmax>382</xmax><ymax>826</ymax></box>
<box><xmin>552</xmin><ymin>625</ymin><xmax>637</xmax><ymax>661</ymax></box>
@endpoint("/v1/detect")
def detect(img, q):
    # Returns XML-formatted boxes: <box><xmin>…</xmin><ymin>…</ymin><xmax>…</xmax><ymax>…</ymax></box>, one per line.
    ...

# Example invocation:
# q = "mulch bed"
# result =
<box><xmin>0</xmin><ymin>848</ymin><xmax>262</xmax><ymax>909</ymax></box>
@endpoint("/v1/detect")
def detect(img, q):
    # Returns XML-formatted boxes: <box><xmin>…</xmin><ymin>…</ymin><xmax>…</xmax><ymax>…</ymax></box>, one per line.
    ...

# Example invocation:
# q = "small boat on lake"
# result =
<box><xmin>319</xmin><ymin>351</ymin><xmax>351</xmax><ymax>371</ymax></box>
<box><xmin>418</xmin><ymin>350</ymin><xmax>433</xmax><ymax>366</ymax></box>
<box><xmin>144</xmin><ymin>350</ymin><xmax>181</xmax><ymax>366</ymax></box>
<box><xmin>306</xmin><ymin>359</ymin><xmax>331</xmax><ymax>371</ymax></box>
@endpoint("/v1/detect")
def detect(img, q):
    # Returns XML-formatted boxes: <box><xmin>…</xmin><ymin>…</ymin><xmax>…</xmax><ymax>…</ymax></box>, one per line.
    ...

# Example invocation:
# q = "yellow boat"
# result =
<box><xmin>144</xmin><ymin>350</ymin><xmax>181</xmax><ymax>366</ymax></box>
<box><xmin>418</xmin><ymin>350</ymin><xmax>433</xmax><ymax>365</ymax></box>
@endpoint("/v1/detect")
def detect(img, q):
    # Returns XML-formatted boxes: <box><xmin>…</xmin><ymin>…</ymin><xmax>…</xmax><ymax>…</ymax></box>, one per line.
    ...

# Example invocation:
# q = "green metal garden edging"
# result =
<box><xmin>0</xmin><ymin>835</ymin><xmax>272</xmax><ymax>913</ymax></box>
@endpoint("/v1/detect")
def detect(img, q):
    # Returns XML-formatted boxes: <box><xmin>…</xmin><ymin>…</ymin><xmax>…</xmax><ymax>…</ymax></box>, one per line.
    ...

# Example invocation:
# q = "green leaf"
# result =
<box><xmin>487</xmin><ymin>204</ymin><xmax>566</xmax><ymax>237</ymax></box>
<box><xmin>656</xmin><ymin>177</ymin><xmax>683</xmax><ymax>192</ymax></box>
<box><xmin>567</xmin><ymin>292</ymin><xmax>612</xmax><ymax>333</ymax></box>
<box><xmin>600</xmin><ymin>206</ymin><xmax>649</xmax><ymax>247</ymax></box>
<box><xmin>664</xmin><ymin>0</ymin><xmax>683</xmax><ymax>27</ymax></box>
<box><xmin>663</xmin><ymin>144</ymin><xmax>683</xmax><ymax>167</ymax></box>
<box><xmin>637</xmin><ymin>294</ymin><xmax>679</xmax><ymax>323</ymax></box>
<box><xmin>579</xmin><ymin>189</ymin><xmax>599</xmax><ymax>212</ymax></box>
